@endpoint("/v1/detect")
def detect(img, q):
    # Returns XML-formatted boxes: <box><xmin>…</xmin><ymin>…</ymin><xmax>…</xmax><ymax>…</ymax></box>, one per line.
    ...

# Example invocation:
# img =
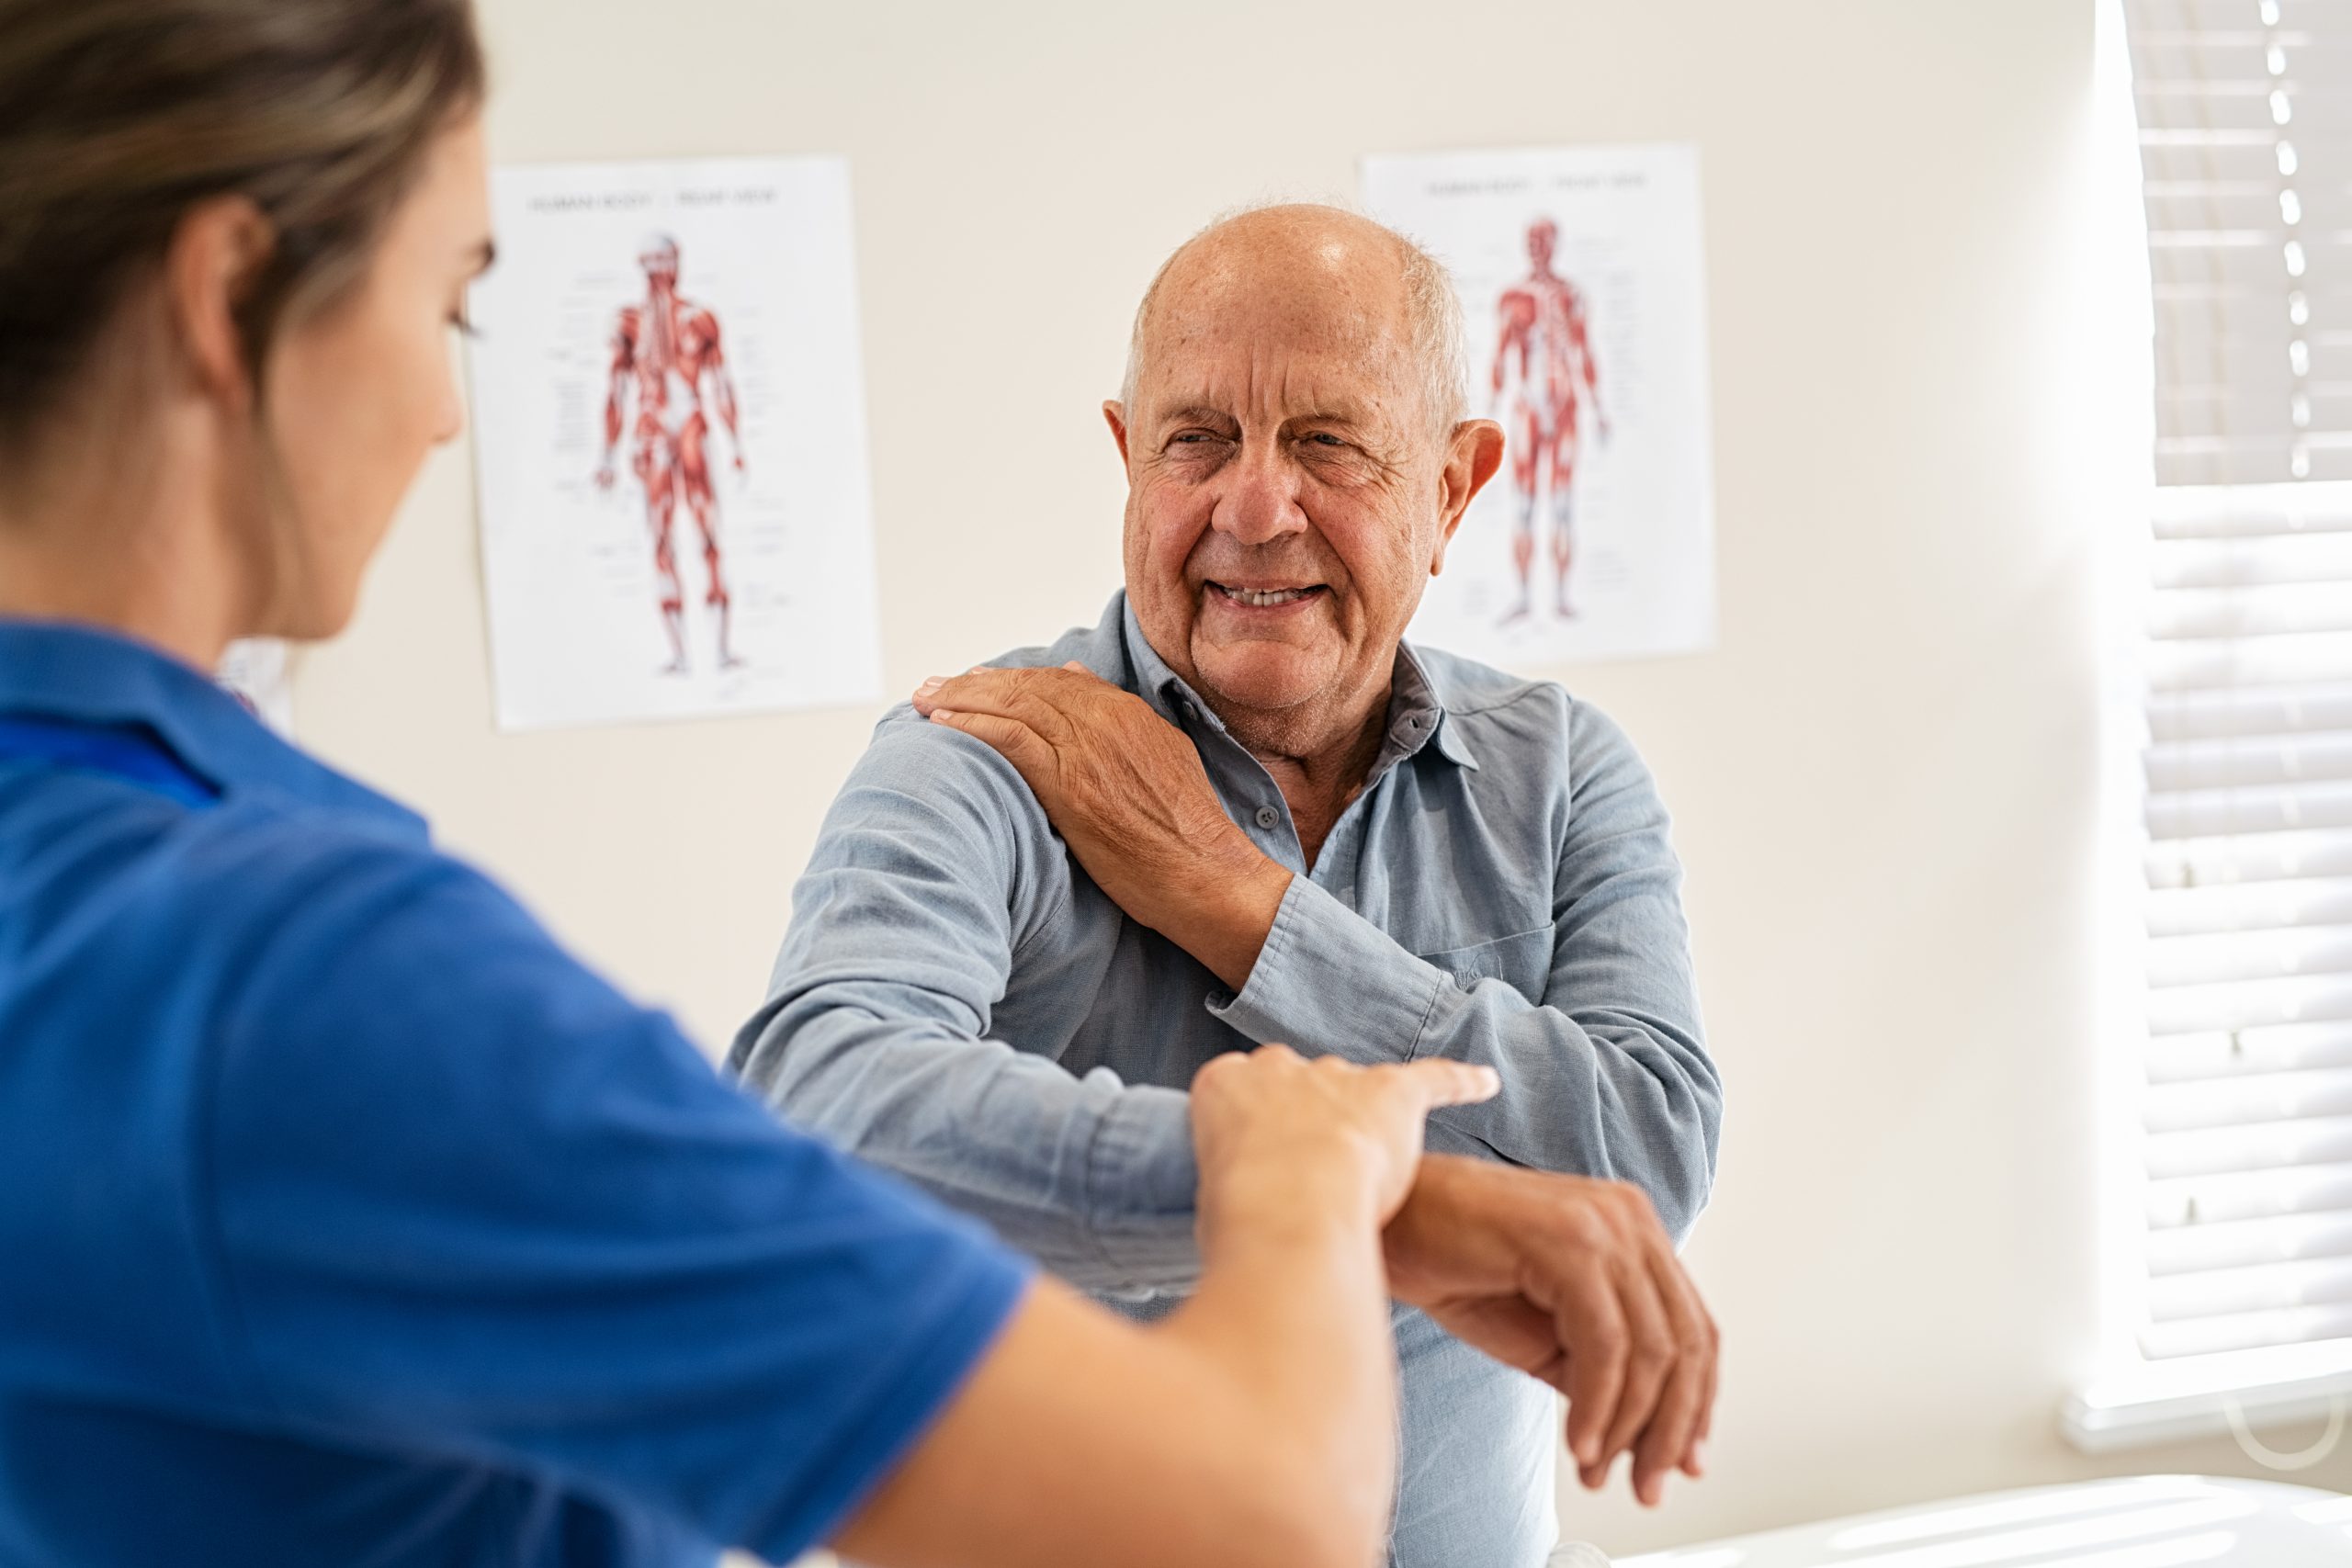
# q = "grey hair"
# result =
<box><xmin>1116</xmin><ymin>202</ymin><xmax>1468</xmax><ymax>439</ymax></box>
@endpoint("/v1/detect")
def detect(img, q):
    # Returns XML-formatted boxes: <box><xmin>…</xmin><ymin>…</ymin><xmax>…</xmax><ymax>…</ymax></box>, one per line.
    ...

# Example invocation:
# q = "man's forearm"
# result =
<box><xmin>735</xmin><ymin>996</ymin><xmax>1204</xmax><ymax>1293</ymax></box>
<box><xmin>1201</xmin><ymin>873</ymin><xmax>1720</xmax><ymax>1240</ymax></box>
<box><xmin>1162</xmin><ymin>842</ymin><xmax>1292</xmax><ymax>993</ymax></box>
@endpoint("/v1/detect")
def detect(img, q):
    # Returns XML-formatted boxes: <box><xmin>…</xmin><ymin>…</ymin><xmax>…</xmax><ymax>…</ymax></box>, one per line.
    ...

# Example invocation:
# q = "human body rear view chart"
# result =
<box><xmin>467</xmin><ymin>157</ymin><xmax>883</xmax><ymax>731</ymax></box>
<box><xmin>1494</xmin><ymin>216</ymin><xmax>1609</xmax><ymax>622</ymax></box>
<box><xmin>1365</xmin><ymin>143</ymin><xmax>1716</xmax><ymax>670</ymax></box>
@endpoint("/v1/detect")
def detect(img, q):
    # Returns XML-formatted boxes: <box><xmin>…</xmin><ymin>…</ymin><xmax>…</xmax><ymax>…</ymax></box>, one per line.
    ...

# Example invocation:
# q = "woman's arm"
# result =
<box><xmin>835</xmin><ymin>1047</ymin><xmax>1497</xmax><ymax>1568</ymax></box>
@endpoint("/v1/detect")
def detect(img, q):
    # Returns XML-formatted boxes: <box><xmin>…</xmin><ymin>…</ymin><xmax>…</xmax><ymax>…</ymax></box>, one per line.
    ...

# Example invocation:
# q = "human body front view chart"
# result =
<box><xmin>594</xmin><ymin>232</ymin><xmax>747</xmax><ymax>674</ymax></box>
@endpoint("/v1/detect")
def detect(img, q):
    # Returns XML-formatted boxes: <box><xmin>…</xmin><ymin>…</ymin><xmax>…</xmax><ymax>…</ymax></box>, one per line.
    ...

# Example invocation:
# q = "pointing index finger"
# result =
<box><xmin>1396</xmin><ymin>1058</ymin><xmax>1501</xmax><ymax>1111</ymax></box>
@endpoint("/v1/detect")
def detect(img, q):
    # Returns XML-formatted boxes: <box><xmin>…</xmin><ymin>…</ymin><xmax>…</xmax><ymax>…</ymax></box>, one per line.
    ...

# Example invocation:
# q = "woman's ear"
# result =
<box><xmin>163</xmin><ymin>195</ymin><xmax>276</xmax><ymax>412</ymax></box>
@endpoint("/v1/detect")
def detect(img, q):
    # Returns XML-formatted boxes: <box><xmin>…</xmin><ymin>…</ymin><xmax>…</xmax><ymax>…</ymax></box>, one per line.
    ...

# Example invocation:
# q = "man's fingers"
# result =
<box><xmin>1555</xmin><ymin>1263</ymin><xmax>1630</xmax><ymax>1473</ymax></box>
<box><xmin>1625</xmin><ymin>1242</ymin><xmax>1710</xmax><ymax>1505</ymax></box>
<box><xmin>1633</xmin><ymin>1225</ymin><xmax>1716</xmax><ymax>1479</ymax></box>
<box><xmin>1629</xmin><ymin>1350</ymin><xmax>1706</xmax><ymax>1506</ymax></box>
<box><xmin>918</xmin><ymin>666</ymin><xmax>1122</xmax><ymax>747</ymax></box>
<box><xmin>1592</xmin><ymin>1245</ymin><xmax>1673</xmax><ymax>1478</ymax></box>
<box><xmin>925</xmin><ymin>708</ymin><xmax>1056</xmax><ymax>789</ymax></box>
<box><xmin>917</xmin><ymin>662</ymin><xmax>1102</xmax><ymax>708</ymax></box>
<box><xmin>1687</xmin><ymin>1292</ymin><xmax>1720</xmax><ymax>1470</ymax></box>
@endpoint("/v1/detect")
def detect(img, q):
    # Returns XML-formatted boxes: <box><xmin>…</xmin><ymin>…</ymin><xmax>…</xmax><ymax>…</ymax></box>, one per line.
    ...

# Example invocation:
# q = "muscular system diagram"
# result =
<box><xmin>594</xmin><ymin>233</ymin><xmax>748</xmax><ymax>672</ymax></box>
<box><xmin>1491</xmin><ymin>217</ymin><xmax>1609</xmax><ymax>622</ymax></box>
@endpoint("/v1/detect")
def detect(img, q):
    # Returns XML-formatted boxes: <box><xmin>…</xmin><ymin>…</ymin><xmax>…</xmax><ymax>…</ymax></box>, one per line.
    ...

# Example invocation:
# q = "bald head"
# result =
<box><xmin>1104</xmin><ymin>201</ymin><xmax>1507</xmax><ymax>768</ymax></box>
<box><xmin>1118</xmin><ymin>204</ymin><xmax>1466</xmax><ymax>438</ymax></box>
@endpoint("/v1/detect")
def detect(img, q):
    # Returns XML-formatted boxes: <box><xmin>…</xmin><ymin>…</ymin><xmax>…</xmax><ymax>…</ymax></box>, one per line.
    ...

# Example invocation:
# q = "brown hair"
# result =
<box><xmin>0</xmin><ymin>0</ymin><xmax>485</xmax><ymax>453</ymax></box>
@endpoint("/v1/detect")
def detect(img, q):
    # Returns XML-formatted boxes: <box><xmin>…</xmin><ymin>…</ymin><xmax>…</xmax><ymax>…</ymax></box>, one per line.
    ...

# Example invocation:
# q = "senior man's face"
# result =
<box><xmin>1108</xmin><ymin>229</ymin><xmax>1494</xmax><ymax>749</ymax></box>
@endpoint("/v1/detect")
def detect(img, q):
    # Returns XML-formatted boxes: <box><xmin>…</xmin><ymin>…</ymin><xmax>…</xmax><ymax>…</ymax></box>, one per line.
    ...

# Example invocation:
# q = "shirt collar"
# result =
<box><xmin>0</xmin><ymin>618</ymin><xmax>427</xmax><ymax>835</ymax></box>
<box><xmin>1390</xmin><ymin>640</ymin><xmax>1482</xmax><ymax>773</ymax></box>
<box><xmin>1113</xmin><ymin>592</ymin><xmax>1478</xmax><ymax>773</ymax></box>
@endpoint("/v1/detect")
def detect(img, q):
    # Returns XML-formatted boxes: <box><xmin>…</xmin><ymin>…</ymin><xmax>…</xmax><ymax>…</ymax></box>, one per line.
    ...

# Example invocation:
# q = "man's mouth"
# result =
<box><xmin>1206</xmin><ymin>581</ymin><xmax>1328</xmax><ymax>609</ymax></box>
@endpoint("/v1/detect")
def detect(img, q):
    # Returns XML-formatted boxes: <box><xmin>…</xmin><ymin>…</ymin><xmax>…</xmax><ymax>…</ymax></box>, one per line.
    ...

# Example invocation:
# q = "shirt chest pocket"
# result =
<box><xmin>1414</xmin><ymin>926</ymin><xmax>1555</xmax><ymax>1006</ymax></box>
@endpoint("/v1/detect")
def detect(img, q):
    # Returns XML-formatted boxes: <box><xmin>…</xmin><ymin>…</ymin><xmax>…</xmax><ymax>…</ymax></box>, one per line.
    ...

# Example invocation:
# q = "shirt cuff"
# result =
<box><xmin>1204</xmin><ymin>874</ymin><xmax>1445</xmax><ymax>1066</ymax></box>
<box><xmin>1082</xmin><ymin>1081</ymin><xmax>1202</xmax><ymax>1290</ymax></box>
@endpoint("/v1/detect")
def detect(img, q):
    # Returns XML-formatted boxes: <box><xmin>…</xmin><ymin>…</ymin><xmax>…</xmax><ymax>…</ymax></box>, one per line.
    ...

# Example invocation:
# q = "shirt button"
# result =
<box><xmin>1254</xmin><ymin>805</ymin><xmax>1281</xmax><ymax>829</ymax></box>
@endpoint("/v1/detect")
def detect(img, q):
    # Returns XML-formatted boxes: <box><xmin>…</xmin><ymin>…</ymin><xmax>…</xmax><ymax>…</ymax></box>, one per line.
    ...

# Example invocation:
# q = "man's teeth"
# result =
<box><xmin>1219</xmin><ymin>585</ymin><xmax>1314</xmax><ymax>607</ymax></box>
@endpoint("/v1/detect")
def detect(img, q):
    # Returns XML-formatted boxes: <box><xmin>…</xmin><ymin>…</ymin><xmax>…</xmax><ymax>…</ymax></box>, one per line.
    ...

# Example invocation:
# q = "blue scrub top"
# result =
<box><xmin>0</xmin><ymin>619</ymin><xmax>1032</xmax><ymax>1567</ymax></box>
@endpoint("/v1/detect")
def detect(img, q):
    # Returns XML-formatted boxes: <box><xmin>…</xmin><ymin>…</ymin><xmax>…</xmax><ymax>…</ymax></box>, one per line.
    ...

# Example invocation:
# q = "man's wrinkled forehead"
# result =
<box><xmin>1134</xmin><ymin>246</ymin><xmax>1418</xmax><ymax>421</ymax></box>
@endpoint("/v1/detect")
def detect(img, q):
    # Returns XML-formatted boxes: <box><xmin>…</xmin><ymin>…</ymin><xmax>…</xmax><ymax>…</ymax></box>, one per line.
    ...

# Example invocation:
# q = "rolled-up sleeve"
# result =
<box><xmin>1207</xmin><ymin>702</ymin><xmax>1721</xmax><ymax>1243</ymax></box>
<box><xmin>729</xmin><ymin>715</ymin><xmax>1203</xmax><ymax>1292</ymax></box>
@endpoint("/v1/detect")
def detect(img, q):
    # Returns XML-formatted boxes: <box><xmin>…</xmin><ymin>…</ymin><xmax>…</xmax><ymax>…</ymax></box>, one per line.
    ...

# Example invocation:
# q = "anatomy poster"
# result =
<box><xmin>1363</xmin><ymin>144</ymin><xmax>1714</xmax><ymax>668</ymax></box>
<box><xmin>466</xmin><ymin>156</ymin><xmax>883</xmax><ymax>731</ymax></box>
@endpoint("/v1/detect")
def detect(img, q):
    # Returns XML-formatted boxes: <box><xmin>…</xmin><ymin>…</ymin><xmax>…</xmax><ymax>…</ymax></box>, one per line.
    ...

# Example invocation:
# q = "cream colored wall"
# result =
<box><xmin>291</xmin><ymin>0</ymin><xmax>2342</xmax><ymax>1556</ymax></box>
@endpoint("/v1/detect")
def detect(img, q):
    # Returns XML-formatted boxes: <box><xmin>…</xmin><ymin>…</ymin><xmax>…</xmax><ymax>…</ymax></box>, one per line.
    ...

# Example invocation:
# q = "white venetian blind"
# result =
<box><xmin>2128</xmin><ymin>0</ymin><xmax>2352</xmax><ymax>1361</ymax></box>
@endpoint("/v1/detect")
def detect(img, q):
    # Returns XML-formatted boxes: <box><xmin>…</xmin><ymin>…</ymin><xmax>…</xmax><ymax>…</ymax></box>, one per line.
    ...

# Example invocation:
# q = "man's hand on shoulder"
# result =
<box><xmin>912</xmin><ymin>664</ymin><xmax>1291</xmax><ymax>990</ymax></box>
<box><xmin>1384</xmin><ymin>1154</ymin><xmax>1717</xmax><ymax>1508</ymax></box>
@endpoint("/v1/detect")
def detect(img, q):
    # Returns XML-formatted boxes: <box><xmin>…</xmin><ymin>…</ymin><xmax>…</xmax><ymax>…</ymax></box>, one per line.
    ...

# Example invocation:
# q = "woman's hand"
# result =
<box><xmin>1189</xmin><ymin>1045</ymin><xmax>1500</xmax><ymax>1235</ymax></box>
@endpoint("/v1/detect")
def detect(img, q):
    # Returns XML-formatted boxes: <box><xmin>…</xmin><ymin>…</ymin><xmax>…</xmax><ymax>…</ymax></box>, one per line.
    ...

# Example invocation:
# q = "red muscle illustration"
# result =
<box><xmin>1491</xmin><ymin>217</ymin><xmax>1608</xmax><ymax>622</ymax></box>
<box><xmin>594</xmin><ymin>233</ymin><xmax>747</xmax><ymax>672</ymax></box>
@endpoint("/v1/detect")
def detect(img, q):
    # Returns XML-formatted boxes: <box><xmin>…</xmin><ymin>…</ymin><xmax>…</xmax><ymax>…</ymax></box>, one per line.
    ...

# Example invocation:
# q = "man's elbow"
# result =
<box><xmin>1644</xmin><ymin>1070</ymin><xmax>1722</xmax><ymax>1247</ymax></box>
<box><xmin>728</xmin><ymin>996</ymin><xmax>868</xmax><ymax>1139</ymax></box>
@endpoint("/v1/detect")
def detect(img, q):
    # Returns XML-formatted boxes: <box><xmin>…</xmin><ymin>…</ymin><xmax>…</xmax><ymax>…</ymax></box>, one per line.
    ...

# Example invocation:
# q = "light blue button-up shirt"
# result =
<box><xmin>732</xmin><ymin>592</ymin><xmax>1721</xmax><ymax>1568</ymax></box>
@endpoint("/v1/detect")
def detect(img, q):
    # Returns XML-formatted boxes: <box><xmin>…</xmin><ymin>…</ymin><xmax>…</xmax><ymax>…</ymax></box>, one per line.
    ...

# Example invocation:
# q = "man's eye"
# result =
<box><xmin>1307</xmin><ymin>433</ymin><xmax>1349</xmax><ymax>448</ymax></box>
<box><xmin>1169</xmin><ymin>431</ymin><xmax>1222</xmax><ymax>447</ymax></box>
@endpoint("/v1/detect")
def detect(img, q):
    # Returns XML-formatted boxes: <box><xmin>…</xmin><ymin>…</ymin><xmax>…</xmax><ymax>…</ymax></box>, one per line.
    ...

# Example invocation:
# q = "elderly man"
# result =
<box><xmin>732</xmin><ymin>205</ymin><xmax>1721</xmax><ymax>1567</ymax></box>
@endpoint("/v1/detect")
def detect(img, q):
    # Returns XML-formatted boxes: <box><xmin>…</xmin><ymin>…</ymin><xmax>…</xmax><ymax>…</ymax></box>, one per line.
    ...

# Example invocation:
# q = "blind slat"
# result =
<box><xmin>2144</xmin><ymin>1112</ymin><xmax>2352</xmax><ymax>1181</ymax></box>
<box><xmin>2150</xmin><ymin>874</ymin><xmax>2352</xmax><ymax>938</ymax></box>
<box><xmin>2148</xmin><ymin>971</ymin><xmax>2352</xmax><ymax>1036</ymax></box>
<box><xmin>2150</xmin><ymin>1253</ymin><xmax>2352</xmax><ymax>1323</ymax></box>
<box><xmin>2143</xmin><ymin>1302</ymin><xmax>2352</xmax><ymax>1359</ymax></box>
<box><xmin>2147</xmin><ymin>824</ymin><xmax>2352</xmax><ymax>887</ymax></box>
<box><xmin>2150</xmin><ymin>680</ymin><xmax>2352</xmax><ymax>741</ymax></box>
<box><xmin>2147</xmin><ymin>1207</ymin><xmax>2352</xmax><ymax>1274</ymax></box>
<box><xmin>2150</xmin><ymin>1159</ymin><xmax>2352</xmax><ymax>1224</ymax></box>
<box><xmin>2144</xmin><ymin>1060</ymin><xmax>2352</xmax><ymax>1127</ymax></box>
<box><xmin>2143</xmin><ymin>777</ymin><xmax>2352</xmax><ymax>837</ymax></box>
<box><xmin>2147</xmin><ymin>1020</ymin><xmax>2352</xmax><ymax>1082</ymax></box>
<box><xmin>2145</xmin><ymin>731</ymin><xmax>2352</xmax><ymax>790</ymax></box>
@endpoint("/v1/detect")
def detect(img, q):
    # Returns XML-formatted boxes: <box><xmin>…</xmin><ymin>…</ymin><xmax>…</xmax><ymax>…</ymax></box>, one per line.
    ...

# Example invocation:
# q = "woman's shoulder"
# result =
<box><xmin>4</xmin><ymin>766</ymin><xmax>548</xmax><ymax>1042</ymax></box>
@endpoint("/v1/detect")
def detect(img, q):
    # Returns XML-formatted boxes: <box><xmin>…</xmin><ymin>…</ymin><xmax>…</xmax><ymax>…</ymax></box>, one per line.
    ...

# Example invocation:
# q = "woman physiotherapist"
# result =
<box><xmin>0</xmin><ymin>2</ymin><xmax>1527</xmax><ymax>1563</ymax></box>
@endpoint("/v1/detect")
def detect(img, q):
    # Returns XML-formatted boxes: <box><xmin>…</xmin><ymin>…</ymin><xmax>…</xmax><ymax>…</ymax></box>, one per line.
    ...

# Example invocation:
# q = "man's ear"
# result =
<box><xmin>164</xmin><ymin>194</ymin><xmax>276</xmax><ymax>413</ymax></box>
<box><xmin>1430</xmin><ymin>418</ymin><xmax>1507</xmax><ymax>576</ymax></box>
<box><xmin>1102</xmin><ymin>400</ymin><xmax>1133</xmax><ymax>468</ymax></box>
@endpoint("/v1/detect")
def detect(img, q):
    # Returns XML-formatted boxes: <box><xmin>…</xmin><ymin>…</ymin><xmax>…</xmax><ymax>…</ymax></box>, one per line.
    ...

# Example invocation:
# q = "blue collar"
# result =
<box><xmin>0</xmin><ymin>618</ymin><xmax>426</xmax><ymax>836</ymax></box>
<box><xmin>1113</xmin><ymin>592</ymin><xmax>1479</xmax><ymax>772</ymax></box>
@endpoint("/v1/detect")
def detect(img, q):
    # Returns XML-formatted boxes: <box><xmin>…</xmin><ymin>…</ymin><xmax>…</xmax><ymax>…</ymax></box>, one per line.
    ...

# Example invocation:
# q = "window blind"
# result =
<box><xmin>2130</xmin><ymin>0</ymin><xmax>2352</xmax><ymax>485</ymax></box>
<box><xmin>2127</xmin><ymin>2</ymin><xmax>2352</xmax><ymax>1363</ymax></box>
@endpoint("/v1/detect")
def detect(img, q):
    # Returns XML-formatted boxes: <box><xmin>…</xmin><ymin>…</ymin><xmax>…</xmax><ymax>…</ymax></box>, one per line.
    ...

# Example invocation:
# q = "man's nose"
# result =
<box><xmin>1208</xmin><ymin>439</ymin><xmax>1307</xmax><ymax>547</ymax></box>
